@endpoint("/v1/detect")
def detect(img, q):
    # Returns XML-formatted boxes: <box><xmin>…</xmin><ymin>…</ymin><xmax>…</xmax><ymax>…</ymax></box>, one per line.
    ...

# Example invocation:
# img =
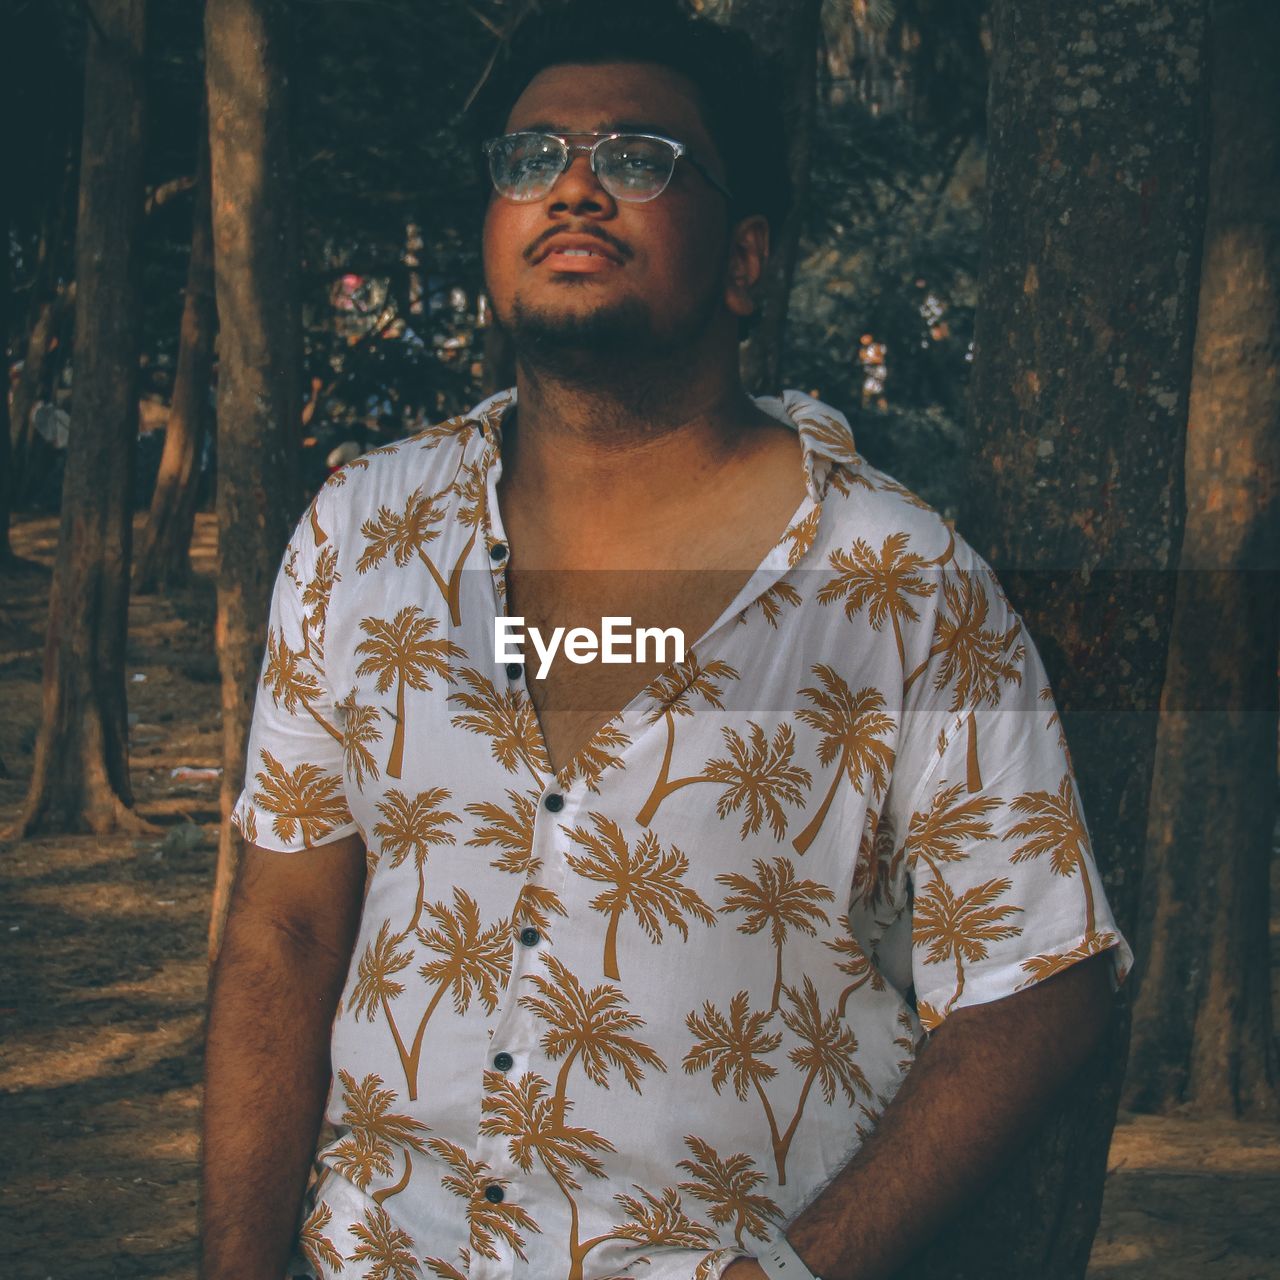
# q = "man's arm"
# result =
<box><xmin>200</xmin><ymin>836</ymin><xmax>367</xmax><ymax>1280</ymax></box>
<box><xmin>725</xmin><ymin>951</ymin><xmax>1116</xmax><ymax>1280</ymax></box>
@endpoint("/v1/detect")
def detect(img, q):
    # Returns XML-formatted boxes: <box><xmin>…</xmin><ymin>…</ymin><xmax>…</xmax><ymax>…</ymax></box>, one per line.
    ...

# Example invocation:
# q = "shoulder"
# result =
<box><xmin>819</xmin><ymin>455</ymin><xmax>959</xmax><ymax>569</ymax></box>
<box><xmin>306</xmin><ymin>392</ymin><xmax>510</xmax><ymax>540</ymax></box>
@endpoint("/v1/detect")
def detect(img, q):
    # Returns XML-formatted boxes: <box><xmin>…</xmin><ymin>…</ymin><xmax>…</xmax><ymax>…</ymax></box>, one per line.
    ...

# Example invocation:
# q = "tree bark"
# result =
<box><xmin>134</xmin><ymin>116</ymin><xmax>216</xmax><ymax>595</ymax></box>
<box><xmin>206</xmin><ymin>0</ymin><xmax>301</xmax><ymax>962</ymax></box>
<box><xmin>1124</xmin><ymin>0</ymin><xmax>1279</xmax><ymax>1119</ymax></box>
<box><xmin>726</xmin><ymin>0</ymin><xmax>822</xmax><ymax>395</ymax></box>
<box><xmin>909</xmin><ymin>1</ymin><xmax>1211</xmax><ymax>1276</ymax></box>
<box><xmin>12</xmin><ymin>0</ymin><xmax>151</xmax><ymax>837</ymax></box>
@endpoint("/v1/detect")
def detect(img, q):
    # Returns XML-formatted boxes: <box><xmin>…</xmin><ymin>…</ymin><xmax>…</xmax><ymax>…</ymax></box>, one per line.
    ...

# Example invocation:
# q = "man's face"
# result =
<box><xmin>482</xmin><ymin>60</ymin><xmax>747</xmax><ymax>366</ymax></box>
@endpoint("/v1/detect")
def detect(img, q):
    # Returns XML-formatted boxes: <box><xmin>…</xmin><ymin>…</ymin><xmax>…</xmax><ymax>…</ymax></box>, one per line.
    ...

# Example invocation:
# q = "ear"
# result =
<box><xmin>724</xmin><ymin>214</ymin><xmax>771</xmax><ymax>318</ymax></box>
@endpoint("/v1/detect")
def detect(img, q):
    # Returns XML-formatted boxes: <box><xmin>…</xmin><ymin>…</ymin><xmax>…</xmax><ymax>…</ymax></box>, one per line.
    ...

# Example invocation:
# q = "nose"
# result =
<box><xmin>546</xmin><ymin>151</ymin><xmax>615</xmax><ymax>217</ymax></box>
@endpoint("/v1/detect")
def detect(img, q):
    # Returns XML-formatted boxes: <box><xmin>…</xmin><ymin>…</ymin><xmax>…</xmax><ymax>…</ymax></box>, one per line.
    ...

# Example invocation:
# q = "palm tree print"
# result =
<box><xmin>792</xmin><ymin>666</ymin><xmax>896</xmax><ymax>854</ymax></box>
<box><xmin>404</xmin><ymin>887</ymin><xmax>511</xmax><ymax>1099</ymax></box>
<box><xmin>903</xmin><ymin>782</ymin><xmax>1000</xmax><ymax>877</ymax></box>
<box><xmin>354</xmin><ymin>606</ymin><xmax>464</xmax><ymax>778</ymax></box>
<box><xmin>372</xmin><ymin>787</ymin><xmax>459</xmax><ymax>938</ymax></box>
<box><xmin>299</xmin><ymin>1202</ymin><xmax>343</xmax><ymax>1275</ymax></box>
<box><xmin>717</xmin><ymin>856</ymin><xmax>834</xmax><ymax>1011</ymax></box>
<box><xmin>262</xmin><ymin>628</ymin><xmax>342</xmax><ymax>744</ymax></box>
<box><xmin>913</xmin><ymin>876</ymin><xmax>1024</xmax><ymax>1024</ymax></box>
<box><xmin>330</xmin><ymin>1069</ymin><xmax>429</xmax><ymax>1204</ymax></box>
<box><xmin>636</xmin><ymin>717</ymin><xmax>811</xmax><ymax>840</ymax></box>
<box><xmin>466</xmin><ymin>788</ymin><xmax>566</xmax><ymax>929</ymax></box>
<box><xmin>684</xmin><ymin>981</ymin><xmax>866</xmax><ymax>1185</ymax></box>
<box><xmin>635</xmin><ymin>653</ymin><xmax>740</xmax><ymax>826</ymax></box>
<box><xmin>1017</xmin><ymin>931</ymin><xmax>1118</xmax><ymax>989</ymax></box>
<box><xmin>817</xmin><ymin>531</ymin><xmax>948</xmax><ymax>668</ymax></box>
<box><xmin>479</xmin><ymin>1069</ymin><xmax>618</xmax><ymax>1280</ymax></box>
<box><xmin>253</xmin><ymin>749</ymin><xmax>347</xmax><ymax>845</ymax></box>
<box><xmin>479</xmin><ymin>1068</ymin><xmax>615</xmax><ymax>1189</ymax></box>
<box><xmin>337</xmin><ymin>693</ymin><xmax>383</xmax><ymax>790</ymax></box>
<box><xmin>780</xmin><ymin>508</ymin><xmax>821</xmax><ymax>568</ymax></box>
<box><xmin>449</xmin><ymin>666</ymin><xmax>551</xmax><ymax>786</ymax></box>
<box><xmin>556</xmin><ymin>717</ymin><xmax>631</xmax><ymax>793</ymax></box>
<box><xmin>677</xmin><ymin>1136</ymin><xmax>781</xmax><ymax>1246</ymax></box>
<box><xmin>1009</xmin><ymin>773</ymin><xmax>1097</xmax><ymax>936</ymax></box>
<box><xmin>563</xmin><ymin>812</ymin><xmax>716</xmax><ymax>980</ymax></box>
<box><xmin>347</xmin><ymin>1204</ymin><xmax>418</xmax><ymax>1280</ymax></box>
<box><xmin>350</xmin><ymin>919</ymin><xmax>414</xmax><ymax>1079</ymax></box>
<box><xmin>738</xmin><ymin>581</ymin><xmax>802</xmax><ymax>628</ymax></box>
<box><xmin>824</xmin><ymin>930</ymin><xmax>885</xmax><ymax>1017</ymax></box>
<box><xmin>300</xmin><ymin>544</ymin><xmax>340</xmax><ymax>661</ymax></box>
<box><xmin>426</xmin><ymin>1136</ymin><xmax>540</xmax><ymax>1261</ymax></box>
<box><xmin>702</xmin><ymin>723</ymin><xmax>812</xmax><ymax>840</ymax></box>
<box><xmin>520</xmin><ymin>953</ymin><xmax>666</xmax><ymax>1128</ymax></box>
<box><xmin>592</xmin><ymin>1185</ymin><xmax>717</xmax><ymax>1272</ymax></box>
<box><xmin>903</xmin><ymin>570</ymin><xmax>1024</xmax><ymax>792</ymax></box>
<box><xmin>357</xmin><ymin>480</ymin><xmax>477</xmax><ymax>627</ymax></box>
<box><xmin>423</xmin><ymin>1251</ymin><xmax>470</xmax><ymax>1280</ymax></box>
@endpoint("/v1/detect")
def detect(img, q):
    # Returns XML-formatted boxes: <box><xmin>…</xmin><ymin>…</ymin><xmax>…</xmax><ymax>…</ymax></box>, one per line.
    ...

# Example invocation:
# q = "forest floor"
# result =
<box><xmin>0</xmin><ymin>512</ymin><xmax>1277</xmax><ymax>1280</ymax></box>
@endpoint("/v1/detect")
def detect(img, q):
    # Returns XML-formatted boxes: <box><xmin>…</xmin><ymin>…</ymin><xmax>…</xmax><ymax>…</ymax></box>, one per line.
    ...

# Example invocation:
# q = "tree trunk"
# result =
<box><xmin>1</xmin><ymin>195</ymin><xmax>12</xmax><ymax>563</ymax></box>
<box><xmin>1124</xmin><ymin>0</ymin><xmax>1279</xmax><ymax>1119</ymax></box>
<box><xmin>726</xmin><ymin>0</ymin><xmax>822</xmax><ymax>395</ymax></box>
<box><xmin>205</xmin><ymin>0</ymin><xmax>301</xmax><ymax>962</ymax></box>
<box><xmin>11</xmin><ymin>0</ymin><xmax>150</xmax><ymax>837</ymax></box>
<box><xmin>909</xmin><ymin>1</ymin><xmax>1211</xmax><ymax>1276</ymax></box>
<box><xmin>134</xmin><ymin>116</ymin><xmax>216</xmax><ymax>595</ymax></box>
<box><xmin>10</xmin><ymin>147</ymin><xmax>78</xmax><ymax>499</ymax></box>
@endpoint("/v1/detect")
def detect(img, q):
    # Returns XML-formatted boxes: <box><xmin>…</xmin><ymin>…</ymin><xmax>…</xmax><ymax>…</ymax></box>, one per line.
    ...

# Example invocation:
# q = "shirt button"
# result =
<box><xmin>505</xmin><ymin>662</ymin><xmax>523</xmax><ymax>680</ymax></box>
<box><xmin>490</xmin><ymin>542</ymin><xmax>508</xmax><ymax>562</ymax></box>
<box><xmin>543</xmin><ymin>793</ymin><xmax>564</xmax><ymax>813</ymax></box>
<box><xmin>519</xmin><ymin>926</ymin><xmax>541</xmax><ymax>948</ymax></box>
<box><xmin>493</xmin><ymin>1051</ymin><xmax>514</xmax><ymax>1072</ymax></box>
<box><xmin>484</xmin><ymin>1184</ymin><xmax>505</xmax><ymax>1204</ymax></box>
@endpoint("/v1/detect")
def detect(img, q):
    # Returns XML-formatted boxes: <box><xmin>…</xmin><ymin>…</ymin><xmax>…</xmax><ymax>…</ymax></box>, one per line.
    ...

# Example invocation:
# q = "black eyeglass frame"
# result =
<box><xmin>482</xmin><ymin>130</ymin><xmax>734</xmax><ymax>205</ymax></box>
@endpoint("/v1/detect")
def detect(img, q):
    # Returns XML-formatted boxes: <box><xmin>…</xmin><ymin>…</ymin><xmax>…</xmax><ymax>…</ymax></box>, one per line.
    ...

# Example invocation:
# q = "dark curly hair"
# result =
<box><xmin>470</xmin><ymin>0</ymin><xmax>792</xmax><ymax>240</ymax></box>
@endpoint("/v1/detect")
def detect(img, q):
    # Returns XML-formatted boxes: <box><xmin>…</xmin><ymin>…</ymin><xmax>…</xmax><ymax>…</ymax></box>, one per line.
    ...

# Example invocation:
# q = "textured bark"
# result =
<box><xmin>134</xmin><ymin>120</ymin><xmax>216</xmax><ymax>594</ymax></box>
<box><xmin>14</xmin><ymin>0</ymin><xmax>150</xmax><ymax>836</ymax></box>
<box><xmin>1125</xmin><ymin>0</ymin><xmax>1279</xmax><ymax>1119</ymax></box>
<box><xmin>206</xmin><ymin>0</ymin><xmax>301</xmax><ymax>962</ymax></box>
<box><xmin>910</xmin><ymin>1</ymin><xmax>1211</xmax><ymax>1276</ymax></box>
<box><xmin>727</xmin><ymin>0</ymin><xmax>822</xmax><ymax>395</ymax></box>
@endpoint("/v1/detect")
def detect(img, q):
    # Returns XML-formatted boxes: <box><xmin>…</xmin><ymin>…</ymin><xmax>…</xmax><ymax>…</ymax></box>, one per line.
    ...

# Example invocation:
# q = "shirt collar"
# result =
<box><xmin>465</xmin><ymin>386</ymin><xmax>858</xmax><ymax>504</ymax></box>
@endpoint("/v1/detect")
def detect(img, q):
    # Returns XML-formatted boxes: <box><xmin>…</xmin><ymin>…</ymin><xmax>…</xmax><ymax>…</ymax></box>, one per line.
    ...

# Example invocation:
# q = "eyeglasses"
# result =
<box><xmin>482</xmin><ymin>130</ymin><xmax>733</xmax><ymax>204</ymax></box>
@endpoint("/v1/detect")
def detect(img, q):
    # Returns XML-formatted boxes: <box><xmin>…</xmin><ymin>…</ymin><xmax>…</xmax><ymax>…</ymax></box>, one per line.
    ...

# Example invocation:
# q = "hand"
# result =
<box><xmin>721</xmin><ymin>1260</ymin><xmax>768</xmax><ymax>1279</ymax></box>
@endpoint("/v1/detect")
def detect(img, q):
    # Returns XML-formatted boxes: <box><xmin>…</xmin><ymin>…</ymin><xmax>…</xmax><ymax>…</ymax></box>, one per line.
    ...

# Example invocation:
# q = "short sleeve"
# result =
<box><xmin>230</xmin><ymin>495</ymin><xmax>358</xmax><ymax>852</ymax></box>
<box><xmin>888</xmin><ymin>548</ymin><xmax>1134</xmax><ymax>1033</ymax></box>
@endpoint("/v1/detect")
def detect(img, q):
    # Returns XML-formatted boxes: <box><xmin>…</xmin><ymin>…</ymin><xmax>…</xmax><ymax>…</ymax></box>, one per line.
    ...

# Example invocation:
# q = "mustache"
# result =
<box><xmin>523</xmin><ymin>225</ymin><xmax>634</xmax><ymax>263</ymax></box>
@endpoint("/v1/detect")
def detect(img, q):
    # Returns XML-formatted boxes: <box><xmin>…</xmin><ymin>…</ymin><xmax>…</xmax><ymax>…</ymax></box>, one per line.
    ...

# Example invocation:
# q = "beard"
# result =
<box><xmin>505</xmin><ymin>277</ymin><xmax>723</xmax><ymax>388</ymax></box>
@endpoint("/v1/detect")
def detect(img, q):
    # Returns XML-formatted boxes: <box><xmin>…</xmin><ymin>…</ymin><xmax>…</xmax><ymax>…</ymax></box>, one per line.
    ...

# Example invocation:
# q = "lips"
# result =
<box><xmin>530</xmin><ymin>233</ymin><xmax>626</xmax><ymax>266</ymax></box>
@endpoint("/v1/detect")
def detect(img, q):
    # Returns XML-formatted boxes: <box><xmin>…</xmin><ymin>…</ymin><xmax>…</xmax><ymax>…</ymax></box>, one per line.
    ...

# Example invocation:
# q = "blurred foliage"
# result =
<box><xmin>7</xmin><ymin>0</ymin><xmax>990</xmax><ymax>518</ymax></box>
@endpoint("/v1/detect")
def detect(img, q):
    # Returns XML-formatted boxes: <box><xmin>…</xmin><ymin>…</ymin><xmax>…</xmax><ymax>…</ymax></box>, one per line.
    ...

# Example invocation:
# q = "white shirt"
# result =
<box><xmin>234</xmin><ymin>389</ymin><xmax>1132</xmax><ymax>1280</ymax></box>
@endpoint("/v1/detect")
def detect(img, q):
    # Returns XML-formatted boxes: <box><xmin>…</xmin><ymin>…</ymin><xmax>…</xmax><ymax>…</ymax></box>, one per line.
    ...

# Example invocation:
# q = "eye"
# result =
<box><xmin>597</xmin><ymin>137</ymin><xmax>676</xmax><ymax>196</ymax></box>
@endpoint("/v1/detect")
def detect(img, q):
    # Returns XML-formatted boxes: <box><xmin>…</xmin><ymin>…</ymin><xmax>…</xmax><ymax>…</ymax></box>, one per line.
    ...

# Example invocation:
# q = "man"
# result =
<box><xmin>201</xmin><ymin>4</ymin><xmax>1133</xmax><ymax>1279</ymax></box>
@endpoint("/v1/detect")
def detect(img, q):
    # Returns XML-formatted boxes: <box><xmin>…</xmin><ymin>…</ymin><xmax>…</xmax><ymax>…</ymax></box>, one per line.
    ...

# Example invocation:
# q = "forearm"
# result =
<box><xmin>729</xmin><ymin>952</ymin><xmax>1116</xmax><ymax>1280</ymax></box>
<box><xmin>200</xmin><ymin>909</ymin><xmax>350</xmax><ymax>1280</ymax></box>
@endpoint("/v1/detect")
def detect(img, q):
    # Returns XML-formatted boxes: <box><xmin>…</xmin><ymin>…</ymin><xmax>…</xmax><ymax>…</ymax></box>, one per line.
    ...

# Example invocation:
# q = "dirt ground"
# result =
<box><xmin>1</xmin><ymin>512</ymin><xmax>1277</xmax><ymax>1280</ymax></box>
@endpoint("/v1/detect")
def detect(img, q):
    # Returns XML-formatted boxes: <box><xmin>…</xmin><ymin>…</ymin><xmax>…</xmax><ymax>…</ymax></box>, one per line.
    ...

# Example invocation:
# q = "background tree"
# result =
<box><xmin>205</xmin><ymin>0</ymin><xmax>301</xmax><ymax>959</ymax></box>
<box><xmin>910</xmin><ymin>0</ymin><xmax>1212</xmax><ymax>1275</ymax></box>
<box><xmin>723</xmin><ymin>0</ymin><xmax>823</xmax><ymax>394</ymax></box>
<box><xmin>1124</xmin><ymin>0</ymin><xmax>1279</xmax><ymax>1119</ymax></box>
<box><xmin>133</xmin><ymin>111</ymin><xmax>215</xmax><ymax>594</ymax></box>
<box><xmin>12</xmin><ymin>0</ymin><xmax>150</xmax><ymax>836</ymax></box>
